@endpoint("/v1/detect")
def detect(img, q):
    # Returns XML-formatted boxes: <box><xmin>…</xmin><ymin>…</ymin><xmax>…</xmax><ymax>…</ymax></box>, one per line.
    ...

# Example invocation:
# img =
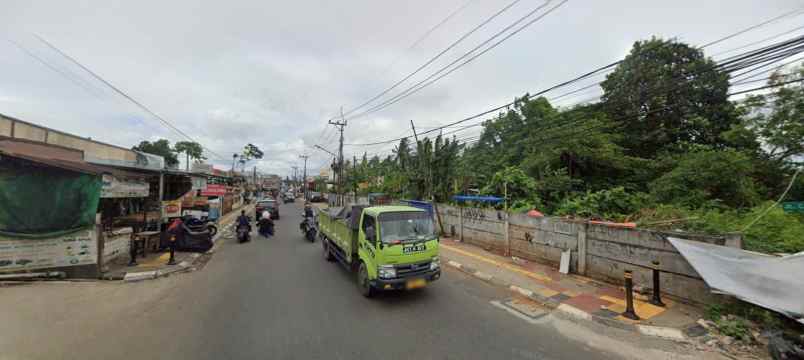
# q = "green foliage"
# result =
<box><xmin>602</xmin><ymin>37</ymin><xmax>737</xmax><ymax>158</ymax></box>
<box><xmin>132</xmin><ymin>139</ymin><xmax>178</xmax><ymax>168</ymax></box>
<box><xmin>173</xmin><ymin>141</ymin><xmax>206</xmax><ymax>171</ymax></box>
<box><xmin>742</xmin><ymin>64</ymin><xmax>804</xmax><ymax>163</ymax></box>
<box><xmin>241</xmin><ymin>143</ymin><xmax>264</xmax><ymax>161</ymax></box>
<box><xmin>649</xmin><ymin>149</ymin><xmax>760</xmax><ymax>208</ymax></box>
<box><xmin>481</xmin><ymin>167</ymin><xmax>542</xmax><ymax>211</ymax></box>
<box><xmin>555</xmin><ymin>187</ymin><xmax>650</xmax><ymax>220</ymax></box>
<box><xmin>715</xmin><ymin>316</ymin><xmax>750</xmax><ymax>340</ymax></box>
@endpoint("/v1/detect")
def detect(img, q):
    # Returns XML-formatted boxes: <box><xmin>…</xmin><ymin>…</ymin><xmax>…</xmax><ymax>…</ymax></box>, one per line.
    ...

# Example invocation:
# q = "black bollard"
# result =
<box><xmin>621</xmin><ymin>270</ymin><xmax>640</xmax><ymax>320</ymax></box>
<box><xmin>649</xmin><ymin>260</ymin><xmax>666</xmax><ymax>307</ymax></box>
<box><xmin>128</xmin><ymin>237</ymin><xmax>138</xmax><ymax>266</ymax></box>
<box><xmin>167</xmin><ymin>235</ymin><xmax>177</xmax><ymax>265</ymax></box>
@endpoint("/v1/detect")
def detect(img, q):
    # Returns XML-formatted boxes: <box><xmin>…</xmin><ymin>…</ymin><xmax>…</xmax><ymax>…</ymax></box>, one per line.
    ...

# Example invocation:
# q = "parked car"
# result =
<box><xmin>308</xmin><ymin>192</ymin><xmax>326</xmax><ymax>203</ymax></box>
<box><xmin>256</xmin><ymin>199</ymin><xmax>280</xmax><ymax>220</ymax></box>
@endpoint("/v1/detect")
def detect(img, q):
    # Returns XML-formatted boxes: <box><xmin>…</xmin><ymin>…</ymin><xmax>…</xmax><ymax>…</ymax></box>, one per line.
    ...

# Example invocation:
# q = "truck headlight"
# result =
<box><xmin>378</xmin><ymin>265</ymin><xmax>396</xmax><ymax>279</ymax></box>
<box><xmin>430</xmin><ymin>256</ymin><xmax>440</xmax><ymax>270</ymax></box>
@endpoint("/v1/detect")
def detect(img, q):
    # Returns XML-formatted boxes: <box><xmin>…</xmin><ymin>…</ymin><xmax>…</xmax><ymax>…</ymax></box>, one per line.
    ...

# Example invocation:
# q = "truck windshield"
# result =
<box><xmin>378</xmin><ymin>212</ymin><xmax>435</xmax><ymax>243</ymax></box>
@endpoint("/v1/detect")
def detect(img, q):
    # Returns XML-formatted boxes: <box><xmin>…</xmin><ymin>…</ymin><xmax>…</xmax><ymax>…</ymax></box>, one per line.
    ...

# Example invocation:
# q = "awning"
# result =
<box><xmin>669</xmin><ymin>237</ymin><xmax>804</xmax><ymax>324</ymax></box>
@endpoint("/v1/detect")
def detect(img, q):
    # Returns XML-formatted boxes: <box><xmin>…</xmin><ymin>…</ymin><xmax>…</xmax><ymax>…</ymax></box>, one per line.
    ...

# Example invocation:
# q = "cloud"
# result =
<box><xmin>1</xmin><ymin>0</ymin><xmax>802</xmax><ymax>175</ymax></box>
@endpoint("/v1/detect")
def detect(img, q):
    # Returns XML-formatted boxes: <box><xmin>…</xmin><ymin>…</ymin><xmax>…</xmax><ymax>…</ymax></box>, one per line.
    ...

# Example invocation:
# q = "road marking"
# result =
<box><xmin>490</xmin><ymin>300</ymin><xmax>543</xmax><ymax>324</ymax></box>
<box><xmin>441</xmin><ymin>243</ymin><xmax>552</xmax><ymax>282</ymax></box>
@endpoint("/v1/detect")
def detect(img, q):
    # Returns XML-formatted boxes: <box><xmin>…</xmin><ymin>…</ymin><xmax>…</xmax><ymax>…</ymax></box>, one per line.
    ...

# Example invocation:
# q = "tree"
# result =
<box><xmin>649</xmin><ymin>148</ymin><xmax>761</xmax><ymax>208</ymax></box>
<box><xmin>742</xmin><ymin>64</ymin><xmax>804</xmax><ymax>164</ymax></box>
<box><xmin>173</xmin><ymin>141</ymin><xmax>206</xmax><ymax>171</ymax></box>
<box><xmin>241</xmin><ymin>143</ymin><xmax>264</xmax><ymax>161</ymax></box>
<box><xmin>601</xmin><ymin>38</ymin><xmax>737</xmax><ymax>158</ymax></box>
<box><xmin>132</xmin><ymin>139</ymin><xmax>178</xmax><ymax>168</ymax></box>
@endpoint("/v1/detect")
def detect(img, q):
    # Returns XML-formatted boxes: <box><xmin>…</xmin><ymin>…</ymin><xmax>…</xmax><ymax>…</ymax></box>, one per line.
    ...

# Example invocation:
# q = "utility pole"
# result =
<box><xmin>329</xmin><ymin>107</ymin><xmax>347</xmax><ymax>205</ymax></box>
<box><xmin>299</xmin><ymin>155</ymin><xmax>309</xmax><ymax>199</ymax></box>
<box><xmin>291</xmin><ymin>166</ymin><xmax>298</xmax><ymax>190</ymax></box>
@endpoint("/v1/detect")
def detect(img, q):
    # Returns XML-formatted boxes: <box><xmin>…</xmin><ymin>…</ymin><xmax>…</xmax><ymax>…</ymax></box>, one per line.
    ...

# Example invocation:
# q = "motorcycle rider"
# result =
<box><xmin>300</xmin><ymin>202</ymin><xmax>315</xmax><ymax>232</ymax></box>
<box><xmin>236</xmin><ymin>210</ymin><xmax>251</xmax><ymax>232</ymax></box>
<box><xmin>258</xmin><ymin>211</ymin><xmax>274</xmax><ymax>238</ymax></box>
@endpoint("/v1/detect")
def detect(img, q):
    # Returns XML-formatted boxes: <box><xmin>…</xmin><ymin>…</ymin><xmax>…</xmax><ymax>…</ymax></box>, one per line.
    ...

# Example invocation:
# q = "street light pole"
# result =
<box><xmin>299</xmin><ymin>154</ymin><xmax>309</xmax><ymax>199</ymax></box>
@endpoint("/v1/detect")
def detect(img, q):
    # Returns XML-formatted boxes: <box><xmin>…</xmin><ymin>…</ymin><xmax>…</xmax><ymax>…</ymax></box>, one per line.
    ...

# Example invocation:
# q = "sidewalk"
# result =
<box><xmin>440</xmin><ymin>237</ymin><xmax>705</xmax><ymax>341</ymax></box>
<box><xmin>103</xmin><ymin>204</ymin><xmax>251</xmax><ymax>281</ymax></box>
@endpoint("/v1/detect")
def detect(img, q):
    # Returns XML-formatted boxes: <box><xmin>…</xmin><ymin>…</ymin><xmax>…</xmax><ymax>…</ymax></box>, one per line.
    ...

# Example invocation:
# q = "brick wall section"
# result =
<box><xmin>436</xmin><ymin>203</ymin><xmax>739</xmax><ymax>304</ymax></box>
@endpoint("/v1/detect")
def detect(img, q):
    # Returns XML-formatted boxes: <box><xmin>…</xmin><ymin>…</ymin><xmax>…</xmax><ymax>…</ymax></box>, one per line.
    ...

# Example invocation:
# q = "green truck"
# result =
<box><xmin>318</xmin><ymin>205</ymin><xmax>441</xmax><ymax>297</ymax></box>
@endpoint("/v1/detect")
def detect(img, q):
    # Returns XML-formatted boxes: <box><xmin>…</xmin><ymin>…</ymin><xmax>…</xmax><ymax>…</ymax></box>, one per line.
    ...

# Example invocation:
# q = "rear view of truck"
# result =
<box><xmin>318</xmin><ymin>205</ymin><xmax>441</xmax><ymax>297</ymax></box>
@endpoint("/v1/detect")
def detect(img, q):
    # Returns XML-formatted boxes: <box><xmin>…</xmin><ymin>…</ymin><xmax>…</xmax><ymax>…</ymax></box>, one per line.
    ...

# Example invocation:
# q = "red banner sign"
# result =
<box><xmin>200</xmin><ymin>184</ymin><xmax>226</xmax><ymax>196</ymax></box>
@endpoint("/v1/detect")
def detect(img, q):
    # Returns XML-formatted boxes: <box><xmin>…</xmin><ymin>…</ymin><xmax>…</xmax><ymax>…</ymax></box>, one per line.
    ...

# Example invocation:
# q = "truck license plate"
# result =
<box><xmin>406</xmin><ymin>278</ymin><xmax>426</xmax><ymax>289</ymax></box>
<box><xmin>402</xmin><ymin>244</ymin><xmax>426</xmax><ymax>253</ymax></box>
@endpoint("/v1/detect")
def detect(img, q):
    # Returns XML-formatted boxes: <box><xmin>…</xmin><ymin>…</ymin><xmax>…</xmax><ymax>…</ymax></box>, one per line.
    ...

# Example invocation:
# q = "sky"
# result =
<box><xmin>1</xmin><ymin>0</ymin><xmax>802</xmax><ymax>178</ymax></box>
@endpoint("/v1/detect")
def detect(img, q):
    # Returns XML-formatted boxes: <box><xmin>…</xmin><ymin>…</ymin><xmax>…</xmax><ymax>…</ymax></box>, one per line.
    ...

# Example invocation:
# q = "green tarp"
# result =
<box><xmin>0</xmin><ymin>161</ymin><xmax>101</xmax><ymax>238</ymax></box>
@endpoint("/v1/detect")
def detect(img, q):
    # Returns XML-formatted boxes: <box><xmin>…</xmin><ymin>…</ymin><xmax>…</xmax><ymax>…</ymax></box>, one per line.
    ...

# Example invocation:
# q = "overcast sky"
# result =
<box><xmin>1</xmin><ymin>0</ymin><xmax>802</xmax><ymax>177</ymax></box>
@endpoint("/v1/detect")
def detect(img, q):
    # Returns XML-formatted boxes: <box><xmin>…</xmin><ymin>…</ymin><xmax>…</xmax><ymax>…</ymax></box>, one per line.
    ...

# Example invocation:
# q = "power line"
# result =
<box><xmin>32</xmin><ymin>34</ymin><xmax>226</xmax><ymax>161</ymax></box>
<box><xmin>376</xmin><ymin>0</ymin><xmax>475</xmax><ymax>80</ymax></box>
<box><xmin>326</xmin><ymin>0</ymin><xmax>526</xmax><ymax>122</ymax></box>
<box><xmin>343</xmin><ymin>0</ymin><xmax>569</xmax><ymax>122</ymax></box>
<box><xmin>345</xmin><ymin>12</ymin><xmax>804</xmax><ymax>147</ymax></box>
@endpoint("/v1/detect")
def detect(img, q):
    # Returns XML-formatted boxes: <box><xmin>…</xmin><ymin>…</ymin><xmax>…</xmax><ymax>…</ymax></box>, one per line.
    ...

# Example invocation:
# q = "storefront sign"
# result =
<box><xmin>200</xmin><ymin>184</ymin><xmax>226</xmax><ymax>196</ymax></box>
<box><xmin>101</xmin><ymin>174</ymin><xmax>149</xmax><ymax>198</ymax></box>
<box><xmin>191</xmin><ymin>176</ymin><xmax>208</xmax><ymax>191</ymax></box>
<box><xmin>162</xmin><ymin>200</ymin><xmax>182</xmax><ymax>218</ymax></box>
<box><xmin>0</xmin><ymin>229</ymin><xmax>97</xmax><ymax>272</ymax></box>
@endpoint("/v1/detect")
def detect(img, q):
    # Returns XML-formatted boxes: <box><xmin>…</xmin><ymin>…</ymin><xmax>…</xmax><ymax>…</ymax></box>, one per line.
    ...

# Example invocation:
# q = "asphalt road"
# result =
<box><xmin>1</xmin><ymin>202</ymin><xmax>626</xmax><ymax>360</ymax></box>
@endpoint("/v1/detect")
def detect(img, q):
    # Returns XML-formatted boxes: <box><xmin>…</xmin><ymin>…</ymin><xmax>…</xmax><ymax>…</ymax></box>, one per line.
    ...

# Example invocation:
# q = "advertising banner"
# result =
<box><xmin>100</xmin><ymin>174</ymin><xmax>149</xmax><ymax>198</ymax></box>
<box><xmin>0</xmin><ymin>228</ymin><xmax>97</xmax><ymax>272</ymax></box>
<box><xmin>200</xmin><ymin>184</ymin><xmax>226</xmax><ymax>196</ymax></box>
<box><xmin>162</xmin><ymin>200</ymin><xmax>182</xmax><ymax>218</ymax></box>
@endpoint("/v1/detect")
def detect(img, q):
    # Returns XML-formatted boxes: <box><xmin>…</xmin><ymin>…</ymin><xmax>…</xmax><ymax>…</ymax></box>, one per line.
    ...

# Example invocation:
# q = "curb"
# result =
<box><xmin>445</xmin><ymin>258</ymin><xmax>687</xmax><ymax>342</ymax></box>
<box><xmin>121</xmin><ymin>205</ymin><xmax>250</xmax><ymax>283</ymax></box>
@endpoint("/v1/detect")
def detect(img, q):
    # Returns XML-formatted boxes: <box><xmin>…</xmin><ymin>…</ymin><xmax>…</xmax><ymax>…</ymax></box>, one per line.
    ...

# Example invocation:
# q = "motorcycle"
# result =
<box><xmin>184</xmin><ymin>216</ymin><xmax>218</xmax><ymax>237</ymax></box>
<box><xmin>258</xmin><ymin>218</ymin><xmax>274</xmax><ymax>238</ymax></box>
<box><xmin>236</xmin><ymin>220</ymin><xmax>251</xmax><ymax>243</ymax></box>
<box><xmin>300</xmin><ymin>215</ymin><xmax>316</xmax><ymax>243</ymax></box>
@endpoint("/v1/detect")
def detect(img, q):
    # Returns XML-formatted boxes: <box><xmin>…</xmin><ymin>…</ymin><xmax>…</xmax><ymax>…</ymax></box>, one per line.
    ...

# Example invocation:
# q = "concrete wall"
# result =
<box><xmin>436</xmin><ymin>203</ymin><xmax>740</xmax><ymax>304</ymax></box>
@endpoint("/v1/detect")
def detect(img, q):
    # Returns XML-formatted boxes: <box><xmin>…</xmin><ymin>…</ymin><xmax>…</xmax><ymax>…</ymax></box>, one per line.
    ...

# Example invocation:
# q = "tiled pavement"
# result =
<box><xmin>440</xmin><ymin>237</ymin><xmax>703</xmax><ymax>334</ymax></box>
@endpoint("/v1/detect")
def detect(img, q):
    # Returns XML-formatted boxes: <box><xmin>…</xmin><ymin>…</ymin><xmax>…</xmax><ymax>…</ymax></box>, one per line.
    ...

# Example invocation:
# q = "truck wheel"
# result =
<box><xmin>322</xmin><ymin>239</ymin><xmax>334</xmax><ymax>262</ymax></box>
<box><xmin>358</xmin><ymin>262</ymin><xmax>374</xmax><ymax>298</ymax></box>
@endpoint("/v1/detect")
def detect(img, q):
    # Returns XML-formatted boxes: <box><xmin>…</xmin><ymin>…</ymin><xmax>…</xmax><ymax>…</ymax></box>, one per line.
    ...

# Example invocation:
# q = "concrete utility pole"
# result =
<box><xmin>329</xmin><ymin>107</ymin><xmax>347</xmax><ymax>205</ymax></box>
<box><xmin>291</xmin><ymin>166</ymin><xmax>298</xmax><ymax>189</ymax></box>
<box><xmin>299</xmin><ymin>155</ymin><xmax>309</xmax><ymax>199</ymax></box>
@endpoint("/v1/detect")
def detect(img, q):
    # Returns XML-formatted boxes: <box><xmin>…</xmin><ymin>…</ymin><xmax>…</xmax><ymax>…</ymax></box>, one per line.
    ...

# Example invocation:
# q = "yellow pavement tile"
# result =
<box><xmin>599</xmin><ymin>295</ymin><xmax>667</xmax><ymax>319</ymax></box>
<box><xmin>563</xmin><ymin>290</ymin><xmax>581</xmax><ymax>297</ymax></box>
<box><xmin>441</xmin><ymin>244</ymin><xmax>552</xmax><ymax>282</ymax></box>
<box><xmin>137</xmin><ymin>253</ymin><xmax>171</xmax><ymax>267</ymax></box>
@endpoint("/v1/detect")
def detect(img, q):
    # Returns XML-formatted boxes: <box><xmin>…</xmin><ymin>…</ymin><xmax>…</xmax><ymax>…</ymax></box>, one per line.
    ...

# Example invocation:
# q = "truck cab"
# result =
<box><xmin>319</xmin><ymin>205</ymin><xmax>441</xmax><ymax>297</ymax></box>
<box><xmin>358</xmin><ymin>206</ymin><xmax>441</xmax><ymax>294</ymax></box>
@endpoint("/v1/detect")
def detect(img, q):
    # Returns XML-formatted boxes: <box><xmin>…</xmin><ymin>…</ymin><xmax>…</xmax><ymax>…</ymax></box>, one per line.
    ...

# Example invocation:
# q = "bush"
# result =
<box><xmin>636</xmin><ymin>202</ymin><xmax>804</xmax><ymax>254</ymax></box>
<box><xmin>555</xmin><ymin>187</ymin><xmax>651</xmax><ymax>221</ymax></box>
<box><xmin>650</xmin><ymin>149</ymin><xmax>761</xmax><ymax>208</ymax></box>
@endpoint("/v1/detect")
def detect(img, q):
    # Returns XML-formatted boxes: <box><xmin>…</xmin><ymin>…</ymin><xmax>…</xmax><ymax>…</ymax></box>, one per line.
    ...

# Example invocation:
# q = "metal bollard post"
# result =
<box><xmin>128</xmin><ymin>237</ymin><xmax>138</xmax><ymax>267</ymax></box>
<box><xmin>167</xmin><ymin>236</ymin><xmax>177</xmax><ymax>265</ymax></box>
<box><xmin>621</xmin><ymin>270</ymin><xmax>640</xmax><ymax>320</ymax></box>
<box><xmin>649</xmin><ymin>260</ymin><xmax>666</xmax><ymax>307</ymax></box>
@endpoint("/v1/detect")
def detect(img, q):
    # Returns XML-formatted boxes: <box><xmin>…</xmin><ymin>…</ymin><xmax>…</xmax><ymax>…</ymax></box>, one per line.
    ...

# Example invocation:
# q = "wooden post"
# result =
<box><xmin>504</xmin><ymin>182</ymin><xmax>510</xmax><ymax>256</ymax></box>
<box><xmin>158</xmin><ymin>172</ymin><xmax>165</xmax><ymax>221</ymax></box>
